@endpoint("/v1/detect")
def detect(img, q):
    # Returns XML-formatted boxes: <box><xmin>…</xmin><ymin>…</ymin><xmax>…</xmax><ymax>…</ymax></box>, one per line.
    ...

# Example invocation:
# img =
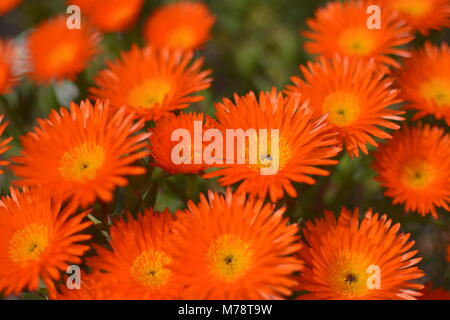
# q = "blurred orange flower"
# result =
<box><xmin>286</xmin><ymin>56</ymin><xmax>404</xmax><ymax>157</ymax></box>
<box><xmin>298</xmin><ymin>207</ymin><xmax>424</xmax><ymax>300</ymax></box>
<box><xmin>372</xmin><ymin>124</ymin><xmax>450</xmax><ymax>218</ymax></box>
<box><xmin>420</xmin><ymin>283</ymin><xmax>450</xmax><ymax>300</ymax></box>
<box><xmin>0</xmin><ymin>0</ymin><xmax>21</xmax><ymax>15</ymax></box>
<box><xmin>90</xmin><ymin>46</ymin><xmax>212</xmax><ymax>121</ymax></box>
<box><xmin>144</xmin><ymin>1</ymin><xmax>215</xmax><ymax>51</ymax></box>
<box><xmin>0</xmin><ymin>114</ymin><xmax>12</xmax><ymax>174</ymax></box>
<box><xmin>0</xmin><ymin>39</ymin><xmax>20</xmax><ymax>94</ymax></box>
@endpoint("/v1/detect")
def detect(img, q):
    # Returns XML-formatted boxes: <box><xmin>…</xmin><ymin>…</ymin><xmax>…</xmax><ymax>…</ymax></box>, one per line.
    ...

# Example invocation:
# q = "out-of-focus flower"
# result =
<box><xmin>0</xmin><ymin>114</ymin><xmax>12</xmax><ymax>174</ymax></box>
<box><xmin>0</xmin><ymin>0</ymin><xmax>21</xmax><ymax>15</ymax></box>
<box><xmin>70</xmin><ymin>0</ymin><xmax>144</xmax><ymax>33</ymax></box>
<box><xmin>372</xmin><ymin>124</ymin><xmax>450</xmax><ymax>218</ymax></box>
<box><xmin>171</xmin><ymin>189</ymin><xmax>303</xmax><ymax>299</ymax></box>
<box><xmin>286</xmin><ymin>56</ymin><xmax>404</xmax><ymax>158</ymax></box>
<box><xmin>420</xmin><ymin>283</ymin><xmax>450</xmax><ymax>300</ymax></box>
<box><xmin>27</xmin><ymin>15</ymin><xmax>100</xmax><ymax>84</ymax></box>
<box><xmin>0</xmin><ymin>188</ymin><xmax>92</xmax><ymax>296</ymax></box>
<box><xmin>0</xmin><ymin>39</ymin><xmax>20</xmax><ymax>94</ymax></box>
<box><xmin>298</xmin><ymin>207</ymin><xmax>424</xmax><ymax>300</ymax></box>
<box><xmin>144</xmin><ymin>1</ymin><xmax>215</xmax><ymax>51</ymax></box>
<box><xmin>90</xmin><ymin>46</ymin><xmax>212</xmax><ymax>121</ymax></box>
<box><xmin>302</xmin><ymin>0</ymin><xmax>414</xmax><ymax>68</ymax></box>
<box><xmin>11</xmin><ymin>100</ymin><xmax>150</xmax><ymax>208</ymax></box>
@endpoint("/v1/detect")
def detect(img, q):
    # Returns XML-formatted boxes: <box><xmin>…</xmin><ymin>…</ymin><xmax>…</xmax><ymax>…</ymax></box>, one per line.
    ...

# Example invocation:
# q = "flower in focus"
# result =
<box><xmin>0</xmin><ymin>114</ymin><xmax>12</xmax><ymax>174</ymax></box>
<box><xmin>419</xmin><ymin>283</ymin><xmax>450</xmax><ymax>300</ymax></box>
<box><xmin>143</xmin><ymin>1</ymin><xmax>215</xmax><ymax>51</ymax></box>
<box><xmin>379</xmin><ymin>0</ymin><xmax>450</xmax><ymax>35</ymax></box>
<box><xmin>302</xmin><ymin>0</ymin><xmax>413</xmax><ymax>67</ymax></box>
<box><xmin>204</xmin><ymin>89</ymin><xmax>340</xmax><ymax>202</ymax></box>
<box><xmin>396</xmin><ymin>42</ymin><xmax>450</xmax><ymax>126</ymax></box>
<box><xmin>149</xmin><ymin>112</ymin><xmax>213</xmax><ymax>175</ymax></box>
<box><xmin>70</xmin><ymin>0</ymin><xmax>144</xmax><ymax>33</ymax></box>
<box><xmin>27</xmin><ymin>15</ymin><xmax>100</xmax><ymax>84</ymax></box>
<box><xmin>286</xmin><ymin>56</ymin><xmax>404</xmax><ymax>158</ymax></box>
<box><xmin>88</xmin><ymin>209</ymin><xmax>180</xmax><ymax>300</ymax></box>
<box><xmin>11</xmin><ymin>100</ymin><xmax>150</xmax><ymax>208</ymax></box>
<box><xmin>0</xmin><ymin>39</ymin><xmax>20</xmax><ymax>94</ymax></box>
<box><xmin>298</xmin><ymin>207</ymin><xmax>424</xmax><ymax>300</ymax></box>
<box><xmin>0</xmin><ymin>188</ymin><xmax>92</xmax><ymax>296</ymax></box>
<box><xmin>90</xmin><ymin>46</ymin><xmax>212</xmax><ymax>121</ymax></box>
<box><xmin>372</xmin><ymin>124</ymin><xmax>450</xmax><ymax>218</ymax></box>
<box><xmin>171</xmin><ymin>189</ymin><xmax>303</xmax><ymax>299</ymax></box>
<box><xmin>0</xmin><ymin>0</ymin><xmax>21</xmax><ymax>15</ymax></box>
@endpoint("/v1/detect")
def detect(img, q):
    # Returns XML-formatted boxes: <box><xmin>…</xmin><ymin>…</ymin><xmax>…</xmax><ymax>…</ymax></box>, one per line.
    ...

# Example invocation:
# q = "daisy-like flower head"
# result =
<box><xmin>0</xmin><ymin>0</ymin><xmax>21</xmax><ymax>15</ymax></box>
<box><xmin>0</xmin><ymin>114</ymin><xmax>12</xmax><ymax>174</ymax></box>
<box><xmin>11</xmin><ymin>99</ymin><xmax>150</xmax><ymax>208</ymax></box>
<box><xmin>420</xmin><ymin>283</ymin><xmax>450</xmax><ymax>300</ymax></box>
<box><xmin>70</xmin><ymin>0</ymin><xmax>144</xmax><ymax>33</ymax></box>
<box><xmin>372</xmin><ymin>124</ymin><xmax>450</xmax><ymax>218</ymax></box>
<box><xmin>298</xmin><ymin>207</ymin><xmax>424</xmax><ymax>300</ymax></box>
<box><xmin>0</xmin><ymin>187</ymin><xmax>92</xmax><ymax>296</ymax></box>
<box><xmin>27</xmin><ymin>15</ymin><xmax>100</xmax><ymax>84</ymax></box>
<box><xmin>286</xmin><ymin>56</ymin><xmax>404</xmax><ymax>158</ymax></box>
<box><xmin>379</xmin><ymin>0</ymin><xmax>450</xmax><ymax>35</ymax></box>
<box><xmin>204</xmin><ymin>88</ymin><xmax>341</xmax><ymax>202</ymax></box>
<box><xmin>143</xmin><ymin>1</ymin><xmax>215</xmax><ymax>51</ymax></box>
<box><xmin>149</xmin><ymin>112</ymin><xmax>214</xmax><ymax>175</ymax></box>
<box><xmin>302</xmin><ymin>0</ymin><xmax>413</xmax><ymax>68</ymax></box>
<box><xmin>90</xmin><ymin>45</ymin><xmax>212</xmax><ymax>121</ymax></box>
<box><xmin>88</xmin><ymin>208</ymin><xmax>180</xmax><ymax>300</ymax></box>
<box><xmin>0</xmin><ymin>39</ymin><xmax>20</xmax><ymax>94</ymax></box>
<box><xmin>171</xmin><ymin>189</ymin><xmax>303</xmax><ymax>299</ymax></box>
<box><xmin>396</xmin><ymin>42</ymin><xmax>450</xmax><ymax>126</ymax></box>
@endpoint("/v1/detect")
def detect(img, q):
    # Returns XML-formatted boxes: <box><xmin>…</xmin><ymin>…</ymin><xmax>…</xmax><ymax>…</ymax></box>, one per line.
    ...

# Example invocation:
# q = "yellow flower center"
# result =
<box><xmin>421</xmin><ymin>77</ymin><xmax>450</xmax><ymax>108</ymax></box>
<box><xmin>168</xmin><ymin>27</ymin><xmax>196</xmax><ymax>50</ymax></box>
<box><xmin>130</xmin><ymin>249</ymin><xmax>173</xmax><ymax>289</ymax></box>
<box><xmin>127</xmin><ymin>78</ymin><xmax>172</xmax><ymax>110</ymax></box>
<box><xmin>338</xmin><ymin>28</ymin><xmax>376</xmax><ymax>56</ymax></box>
<box><xmin>9</xmin><ymin>223</ymin><xmax>49</xmax><ymax>263</ymax></box>
<box><xmin>245</xmin><ymin>136</ymin><xmax>292</xmax><ymax>171</ymax></box>
<box><xmin>48</xmin><ymin>41</ymin><xmax>77</xmax><ymax>71</ymax></box>
<box><xmin>207</xmin><ymin>235</ymin><xmax>253</xmax><ymax>282</ymax></box>
<box><xmin>323</xmin><ymin>91</ymin><xmax>360</xmax><ymax>126</ymax></box>
<box><xmin>402</xmin><ymin>158</ymin><xmax>435</xmax><ymax>189</ymax></box>
<box><xmin>391</xmin><ymin>0</ymin><xmax>431</xmax><ymax>17</ymax></box>
<box><xmin>59</xmin><ymin>142</ymin><xmax>106</xmax><ymax>182</ymax></box>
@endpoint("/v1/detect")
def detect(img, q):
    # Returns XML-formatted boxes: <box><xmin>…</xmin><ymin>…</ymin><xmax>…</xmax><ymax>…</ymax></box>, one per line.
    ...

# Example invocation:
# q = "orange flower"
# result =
<box><xmin>70</xmin><ymin>0</ymin><xmax>144</xmax><ymax>32</ymax></box>
<box><xmin>90</xmin><ymin>46</ymin><xmax>212</xmax><ymax>121</ymax></box>
<box><xmin>372</xmin><ymin>124</ymin><xmax>450</xmax><ymax>218</ymax></box>
<box><xmin>447</xmin><ymin>245</ymin><xmax>450</xmax><ymax>262</ymax></box>
<box><xmin>0</xmin><ymin>187</ymin><xmax>92</xmax><ymax>296</ymax></box>
<box><xmin>204</xmin><ymin>89</ymin><xmax>340</xmax><ymax>202</ymax></box>
<box><xmin>302</xmin><ymin>0</ymin><xmax>413</xmax><ymax>67</ymax></box>
<box><xmin>0</xmin><ymin>114</ymin><xmax>12</xmax><ymax>174</ymax></box>
<box><xmin>143</xmin><ymin>1</ymin><xmax>215</xmax><ymax>51</ymax></box>
<box><xmin>286</xmin><ymin>56</ymin><xmax>404</xmax><ymax>158</ymax></box>
<box><xmin>420</xmin><ymin>283</ymin><xmax>450</xmax><ymax>300</ymax></box>
<box><xmin>298</xmin><ymin>207</ymin><xmax>424</xmax><ymax>300</ymax></box>
<box><xmin>171</xmin><ymin>189</ymin><xmax>303</xmax><ymax>299</ymax></box>
<box><xmin>88</xmin><ymin>209</ymin><xmax>180</xmax><ymax>300</ymax></box>
<box><xmin>11</xmin><ymin>100</ymin><xmax>150</xmax><ymax>208</ymax></box>
<box><xmin>0</xmin><ymin>0</ymin><xmax>21</xmax><ymax>15</ymax></box>
<box><xmin>0</xmin><ymin>39</ymin><xmax>19</xmax><ymax>94</ymax></box>
<box><xmin>396</xmin><ymin>42</ymin><xmax>450</xmax><ymax>126</ymax></box>
<box><xmin>379</xmin><ymin>0</ymin><xmax>450</xmax><ymax>35</ymax></box>
<box><xmin>150</xmin><ymin>112</ymin><xmax>213</xmax><ymax>175</ymax></box>
<box><xmin>27</xmin><ymin>15</ymin><xmax>100</xmax><ymax>84</ymax></box>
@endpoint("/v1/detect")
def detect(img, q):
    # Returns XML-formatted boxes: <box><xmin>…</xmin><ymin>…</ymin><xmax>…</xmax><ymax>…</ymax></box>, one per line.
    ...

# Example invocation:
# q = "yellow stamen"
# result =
<box><xmin>9</xmin><ymin>223</ymin><xmax>49</xmax><ymax>263</ymax></box>
<box><xmin>338</xmin><ymin>28</ymin><xmax>376</xmax><ymax>56</ymax></box>
<box><xmin>421</xmin><ymin>77</ymin><xmax>450</xmax><ymax>107</ymax></box>
<box><xmin>130</xmin><ymin>249</ymin><xmax>172</xmax><ymax>288</ymax></box>
<box><xmin>402</xmin><ymin>158</ymin><xmax>435</xmax><ymax>189</ymax></box>
<box><xmin>59</xmin><ymin>142</ymin><xmax>105</xmax><ymax>182</ymax></box>
<box><xmin>127</xmin><ymin>78</ymin><xmax>172</xmax><ymax>109</ymax></box>
<box><xmin>323</xmin><ymin>91</ymin><xmax>360</xmax><ymax>126</ymax></box>
<box><xmin>392</xmin><ymin>0</ymin><xmax>431</xmax><ymax>17</ymax></box>
<box><xmin>168</xmin><ymin>27</ymin><xmax>195</xmax><ymax>50</ymax></box>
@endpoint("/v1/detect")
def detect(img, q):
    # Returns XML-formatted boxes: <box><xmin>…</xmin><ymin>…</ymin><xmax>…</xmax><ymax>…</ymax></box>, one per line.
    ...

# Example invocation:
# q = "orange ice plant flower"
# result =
<box><xmin>0</xmin><ymin>188</ymin><xmax>92</xmax><ymax>296</ymax></box>
<box><xmin>286</xmin><ymin>56</ymin><xmax>404</xmax><ymax>158</ymax></box>
<box><xmin>70</xmin><ymin>0</ymin><xmax>144</xmax><ymax>32</ymax></box>
<box><xmin>0</xmin><ymin>0</ymin><xmax>21</xmax><ymax>15</ymax></box>
<box><xmin>149</xmin><ymin>112</ymin><xmax>213</xmax><ymax>175</ymax></box>
<box><xmin>171</xmin><ymin>189</ymin><xmax>303</xmax><ymax>299</ymax></box>
<box><xmin>298</xmin><ymin>207</ymin><xmax>424</xmax><ymax>300</ymax></box>
<box><xmin>396</xmin><ymin>42</ymin><xmax>450</xmax><ymax>126</ymax></box>
<box><xmin>204</xmin><ymin>89</ymin><xmax>340</xmax><ymax>202</ymax></box>
<box><xmin>302</xmin><ymin>0</ymin><xmax>413</xmax><ymax>68</ymax></box>
<box><xmin>88</xmin><ymin>209</ymin><xmax>181</xmax><ymax>300</ymax></box>
<box><xmin>11</xmin><ymin>100</ymin><xmax>150</xmax><ymax>208</ymax></box>
<box><xmin>90</xmin><ymin>45</ymin><xmax>212</xmax><ymax>121</ymax></box>
<box><xmin>144</xmin><ymin>1</ymin><xmax>215</xmax><ymax>51</ymax></box>
<box><xmin>27</xmin><ymin>15</ymin><xmax>100</xmax><ymax>84</ymax></box>
<box><xmin>379</xmin><ymin>0</ymin><xmax>450</xmax><ymax>35</ymax></box>
<box><xmin>372</xmin><ymin>124</ymin><xmax>450</xmax><ymax>218</ymax></box>
<box><xmin>0</xmin><ymin>39</ymin><xmax>20</xmax><ymax>94</ymax></box>
<box><xmin>420</xmin><ymin>283</ymin><xmax>450</xmax><ymax>300</ymax></box>
<box><xmin>0</xmin><ymin>114</ymin><xmax>12</xmax><ymax>174</ymax></box>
